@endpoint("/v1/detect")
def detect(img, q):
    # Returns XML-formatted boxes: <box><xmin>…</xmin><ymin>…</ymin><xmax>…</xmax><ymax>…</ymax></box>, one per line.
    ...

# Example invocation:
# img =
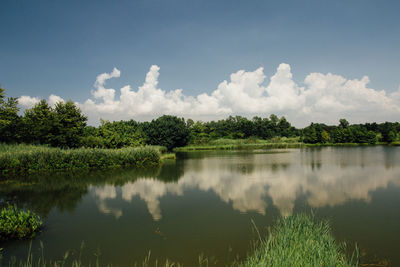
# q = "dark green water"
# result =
<box><xmin>1</xmin><ymin>147</ymin><xmax>400</xmax><ymax>266</ymax></box>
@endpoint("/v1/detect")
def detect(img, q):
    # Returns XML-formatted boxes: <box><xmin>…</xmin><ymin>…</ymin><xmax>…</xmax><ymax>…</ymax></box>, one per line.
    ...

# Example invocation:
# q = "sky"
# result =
<box><xmin>1</xmin><ymin>0</ymin><xmax>400</xmax><ymax>126</ymax></box>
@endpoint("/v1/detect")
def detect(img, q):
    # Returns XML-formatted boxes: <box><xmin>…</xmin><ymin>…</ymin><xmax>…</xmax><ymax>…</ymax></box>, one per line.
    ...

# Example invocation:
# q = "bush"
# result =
<box><xmin>142</xmin><ymin>115</ymin><xmax>190</xmax><ymax>151</ymax></box>
<box><xmin>0</xmin><ymin>204</ymin><xmax>42</xmax><ymax>240</ymax></box>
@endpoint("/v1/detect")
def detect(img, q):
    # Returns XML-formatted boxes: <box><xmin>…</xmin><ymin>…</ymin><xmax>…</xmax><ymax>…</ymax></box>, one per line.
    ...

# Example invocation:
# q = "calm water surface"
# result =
<box><xmin>1</xmin><ymin>147</ymin><xmax>400</xmax><ymax>266</ymax></box>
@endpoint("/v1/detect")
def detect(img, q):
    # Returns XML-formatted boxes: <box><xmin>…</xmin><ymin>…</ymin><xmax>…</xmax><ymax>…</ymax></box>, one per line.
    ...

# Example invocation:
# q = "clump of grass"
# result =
<box><xmin>152</xmin><ymin>145</ymin><xmax>168</xmax><ymax>154</ymax></box>
<box><xmin>235</xmin><ymin>214</ymin><xmax>358</xmax><ymax>267</ymax></box>
<box><xmin>0</xmin><ymin>204</ymin><xmax>43</xmax><ymax>240</ymax></box>
<box><xmin>0</xmin><ymin>144</ymin><xmax>161</xmax><ymax>176</ymax></box>
<box><xmin>161</xmin><ymin>153</ymin><xmax>176</xmax><ymax>160</ymax></box>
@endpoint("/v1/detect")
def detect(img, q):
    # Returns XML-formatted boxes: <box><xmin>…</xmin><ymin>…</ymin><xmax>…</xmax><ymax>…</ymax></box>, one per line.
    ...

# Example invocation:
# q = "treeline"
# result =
<box><xmin>0</xmin><ymin>87</ymin><xmax>189</xmax><ymax>150</ymax></box>
<box><xmin>1</xmin><ymin>87</ymin><xmax>399</xmax><ymax>149</ymax></box>
<box><xmin>187</xmin><ymin>114</ymin><xmax>298</xmax><ymax>144</ymax></box>
<box><xmin>302</xmin><ymin>119</ymin><xmax>400</xmax><ymax>144</ymax></box>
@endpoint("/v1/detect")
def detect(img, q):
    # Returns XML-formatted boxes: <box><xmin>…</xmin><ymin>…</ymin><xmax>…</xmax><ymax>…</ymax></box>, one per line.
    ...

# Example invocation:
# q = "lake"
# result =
<box><xmin>1</xmin><ymin>146</ymin><xmax>400</xmax><ymax>266</ymax></box>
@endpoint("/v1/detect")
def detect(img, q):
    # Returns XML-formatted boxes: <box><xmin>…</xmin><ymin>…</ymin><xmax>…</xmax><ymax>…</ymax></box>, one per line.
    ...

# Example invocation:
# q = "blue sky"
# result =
<box><xmin>1</xmin><ymin>0</ymin><xmax>400</xmax><ymax>125</ymax></box>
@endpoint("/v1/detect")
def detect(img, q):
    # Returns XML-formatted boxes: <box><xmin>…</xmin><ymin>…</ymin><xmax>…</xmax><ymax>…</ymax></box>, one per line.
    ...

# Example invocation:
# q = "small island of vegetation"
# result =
<box><xmin>0</xmin><ymin>204</ymin><xmax>42</xmax><ymax>241</ymax></box>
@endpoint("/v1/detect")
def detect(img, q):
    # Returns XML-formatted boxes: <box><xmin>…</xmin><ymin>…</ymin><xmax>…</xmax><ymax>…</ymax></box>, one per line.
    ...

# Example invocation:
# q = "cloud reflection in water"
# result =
<box><xmin>92</xmin><ymin>149</ymin><xmax>400</xmax><ymax>220</ymax></box>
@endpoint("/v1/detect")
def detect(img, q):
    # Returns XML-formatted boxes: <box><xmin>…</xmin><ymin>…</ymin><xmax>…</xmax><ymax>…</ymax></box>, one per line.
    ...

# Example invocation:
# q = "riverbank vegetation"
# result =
<box><xmin>0</xmin><ymin>144</ymin><xmax>161</xmax><ymax>176</ymax></box>
<box><xmin>0</xmin><ymin>204</ymin><xmax>42</xmax><ymax>240</ymax></box>
<box><xmin>174</xmin><ymin>137</ymin><xmax>304</xmax><ymax>151</ymax></box>
<box><xmin>1</xmin><ymin>87</ymin><xmax>399</xmax><ymax>153</ymax></box>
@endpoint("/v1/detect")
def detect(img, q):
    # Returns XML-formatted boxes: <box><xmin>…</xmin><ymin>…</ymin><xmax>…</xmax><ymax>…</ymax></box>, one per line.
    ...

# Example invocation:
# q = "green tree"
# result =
<box><xmin>269</xmin><ymin>114</ymin><xmax>279</xmax><ymax>126</ymax></box>
<box><xmin>302</xmin><ymin>123</ymin><xmax>319</xmax><ymax>144</ymax></box>
<box><xmin>23</xmin><ymin>100</ymin><xmax>56</xmax><ymax>145</ymax></box>
<box><xmin>321</xmin><ymin>130</ymin><xmax>330</xmax><ymax>143</ymax></box>
<box><xmin>0</xmin><ymin>87</ymin><xmax>21</xmax><ymax>142</ymax></box>
<box><xmin>52</xmin><ymin>100</ymin><xmax>87</xmax><ymax>148</ymax></box>
<box><xmin>143</xmin><ymin>115</ymin><xmax>190</xmax><ymax>150</ymax></box>
<box><xmin>387</xmin><ymin>131</ymin><xmax>397</xmax><ymax>143</ymax></box>
<box><xmin>97</xmin><ymin>119</ymin><xmax>144</xmax><ymax>148</ymax></box>
<box><xmin>339</xmin><ymin>119</ymin><xmax>349</xmax><ymax>128</ymax></box>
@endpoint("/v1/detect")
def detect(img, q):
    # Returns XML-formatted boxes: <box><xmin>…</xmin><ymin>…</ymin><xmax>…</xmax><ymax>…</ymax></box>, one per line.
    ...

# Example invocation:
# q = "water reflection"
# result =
<box><xmin>92</xmin><ymin>185</ymin><xmax>122</xmax><ymax>219</ymax></box>
<box><xmin>0</xmin><ymin>167</ymin><xmax>162</xmax><ymax>217</ymax></box>
<box><xmin>90</xmin><ymin>147</ymin><xmax>400</xmax><ymax>219</ymax></box>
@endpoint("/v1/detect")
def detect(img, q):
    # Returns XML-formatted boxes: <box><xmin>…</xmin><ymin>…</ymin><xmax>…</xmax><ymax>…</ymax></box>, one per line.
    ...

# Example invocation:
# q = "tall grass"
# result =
<box><xmin>175</xmin><ymin>137</ymin><xmax>304</xmax><ymax>151</ymax></box>
<box><xmin>0</xmin><ymin>144</ymin><xmax>161</xmax><ymax>176</ymax></box>
<box><xmin>234</xmin><ymin>214</ymin><xmax>358</xmax><ymax>267</ymax></box>
<box><xmin>174</xmin><ymin>143</ymin><xmax>304</xmax><ymax>151</ymax></box>
<box><xmin>1</xmin><ymin>244</ymin><xmax>185</xmax><ymax>267</ymax></box>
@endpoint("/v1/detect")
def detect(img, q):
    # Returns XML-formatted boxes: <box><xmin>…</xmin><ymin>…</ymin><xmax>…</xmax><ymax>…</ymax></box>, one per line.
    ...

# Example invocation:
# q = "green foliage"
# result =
<box><xmin>236</xmin><ymin>214</ymin><xmax>357</xmax><ymax>267</ymax></box>
<box><xmin>302</xmin><ymin>120</ymin><xmax>383</xmax><ymax>145</ymax></box>
<box><xmin>0</xmin><ymin>87</ymin><xmax>22</xmax><ymax>143</ymax></box>
<box><xmin>81</xmin><ymin>120</ymin><xmax>146</xmax><ymax>149</ymax></box>
<box><xmin>23</xmin><ymin>100</ymin><xmax>56</xmax><ymax>145</ymax></box>
<box><xmin>187</xmin><ymin>114</ymin><xmax>298</xmax><ymax>145</ymax></box>
<box><xmin>22</xmin><ymin>99</ymin><xmax>87</xmax><ymax>148</ymax></box>
<box><xmin>339</xmin><ymin>118</ymin><xmax>349</xmax><ymax>128</ymax></box>
<box><xmin>143</xmin><ymin>115</ymin><xmax>190</xmax><ymax>150</ymax></box>
<box><xmin>0</xmin><ymin>204</ymin><xmax>42</xmax><ymax>240</ymax></box>
<box><xmin>0</xmin><ymin>144</ymin><xmax>161</xmax><ymax>176</ymax></box>
<box><xmin>51</xmin><ymin>101</ymin><xmax>87</xmax><ymax>148</ymax></box>
<box><xmin>321</xmin><ymin>130</ymin><xmax>331</xmax><ymax>143</ymax></box>
<box><xmin>174</xmin><ymin>137</ymin><xmax>304</xmax><ymax>151</ymax></box>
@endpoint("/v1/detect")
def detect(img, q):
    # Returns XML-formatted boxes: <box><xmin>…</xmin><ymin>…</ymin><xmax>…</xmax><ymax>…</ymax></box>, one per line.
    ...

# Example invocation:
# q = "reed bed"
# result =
<box><xmin>174</xmin><ymin>137</ymin><xmax>304</xmax><ymax>151</ymax></box>
<box><xmin>174</xmin><ymin>143</ymin><xmax>304</xmax><ymax>152</ymax></box>
<box><xmin>0</xmin><ymin>144</ymin><xmax>161</xmax><ymax>176</ymax></box>
<box><xmin>235</xmin><ymin>214</ymin><xmax>357</xmax><ymax>267</ymax></box>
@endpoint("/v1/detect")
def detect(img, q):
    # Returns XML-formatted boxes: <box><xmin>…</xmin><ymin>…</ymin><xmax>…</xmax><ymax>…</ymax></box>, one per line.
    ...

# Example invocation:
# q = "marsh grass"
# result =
<box><xmin>174</xmin><ymin>137</ymin><xmax>304</xmax><ymax>151</ymax></box>
<box><xmin>234</xmin><ymin>214</ymin><xmax>358</xmax><ymax>267</ymax></box>
<box><xmin>0</xmin><ymin>144</ymin><xmax>161</xmax><ymax>176</ymax></box>
<box><xmin>174</xmin><ymin>137</ymin><xmax>388</xmax><ymax>151</ymax></box>
<box><xmin>0</xmin><ymin>204</ymin><xmax>42</xmax><ymax>240</ymax></box>
<box><xmin>1</xmin><ymin>243</ymin><xmax>186</xmax><ymax>267</ymax></box>
<box><xmin>160</xmin><ymin>153</ymin><xmax>176</xmax><ymax>161</ymax></box>
<box><xmin>174</xmin><ymin>143</ymin><xmax>304</xmax><ymax>151</ymax></box>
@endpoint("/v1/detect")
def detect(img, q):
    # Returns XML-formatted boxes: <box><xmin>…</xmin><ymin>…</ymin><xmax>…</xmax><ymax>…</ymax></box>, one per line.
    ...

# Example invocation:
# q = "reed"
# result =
<box><xmin>234</xmin><ymin>214</ymin><xmax>358</xmax><ymax>267</ymax></box>
<box><xmin>174</xmin><ymin>143</ymin><xmax>304</xmax><ymax>151</ymax></box>
<box><xmin>0</xmin><ymin>144</ymin><xmax>161</xmax><ymax>176</ymax></box>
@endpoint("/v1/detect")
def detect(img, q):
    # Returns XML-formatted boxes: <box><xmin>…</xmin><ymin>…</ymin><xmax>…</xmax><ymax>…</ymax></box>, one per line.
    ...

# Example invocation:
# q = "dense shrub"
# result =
<box><xmin>0</xmin><ymin>204</ymin><xmax>42</xmax><ymax>240</ymax></box>
<box><xmin>142</xmin><ymin>115</ymin><xmax>190</xmax><ymax>151</ymax></box>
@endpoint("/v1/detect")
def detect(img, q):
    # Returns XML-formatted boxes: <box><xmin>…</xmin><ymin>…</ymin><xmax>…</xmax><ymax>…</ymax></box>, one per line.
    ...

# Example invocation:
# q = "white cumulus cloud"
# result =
<box><xmin>18</xmin><ymin>94</ymin><xmax>65</xmax><ymax>109</ymax></box>
<box><xmin>17</xmin><ymin>63</ymin><xmax>400</xmax><ymax>126</ymax></box>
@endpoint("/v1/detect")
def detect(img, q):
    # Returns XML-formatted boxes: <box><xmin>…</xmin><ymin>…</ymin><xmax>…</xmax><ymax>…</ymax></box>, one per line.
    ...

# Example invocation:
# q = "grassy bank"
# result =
<box><xmin>0</xmin><ymin>205</ymin><xmax>42</xmax><ymax>240</ymax></box>
<box><xmin>1</xmin><ymin>214</ymin><xmax>358</xmax><ymax>266</ymax></box>
<box><xmin>175</xmin><ymin>137</ymin><xmax>397</xmax><ymax>151</ymax></box>
<box><xmin>235</xmin><ymin>214</ymin><xmax>357</xmax><ymax>267</ymax></box>
<box><xmin>0</xmin><ymin>144</ymin><xmax>161</xmax><ymax>176</ymax></box>
<box><xmin>174</xmin><ymin>137</ymin><xmax>304</xmax><ymax>151</ymax></box>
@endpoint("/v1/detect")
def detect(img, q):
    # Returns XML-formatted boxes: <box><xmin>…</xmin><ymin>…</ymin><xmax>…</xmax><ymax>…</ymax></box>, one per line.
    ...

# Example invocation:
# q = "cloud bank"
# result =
<box><xmin>18</xmin><ymin>63</ymin><xmax>400</xmax><ymax>126</ymax></box>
